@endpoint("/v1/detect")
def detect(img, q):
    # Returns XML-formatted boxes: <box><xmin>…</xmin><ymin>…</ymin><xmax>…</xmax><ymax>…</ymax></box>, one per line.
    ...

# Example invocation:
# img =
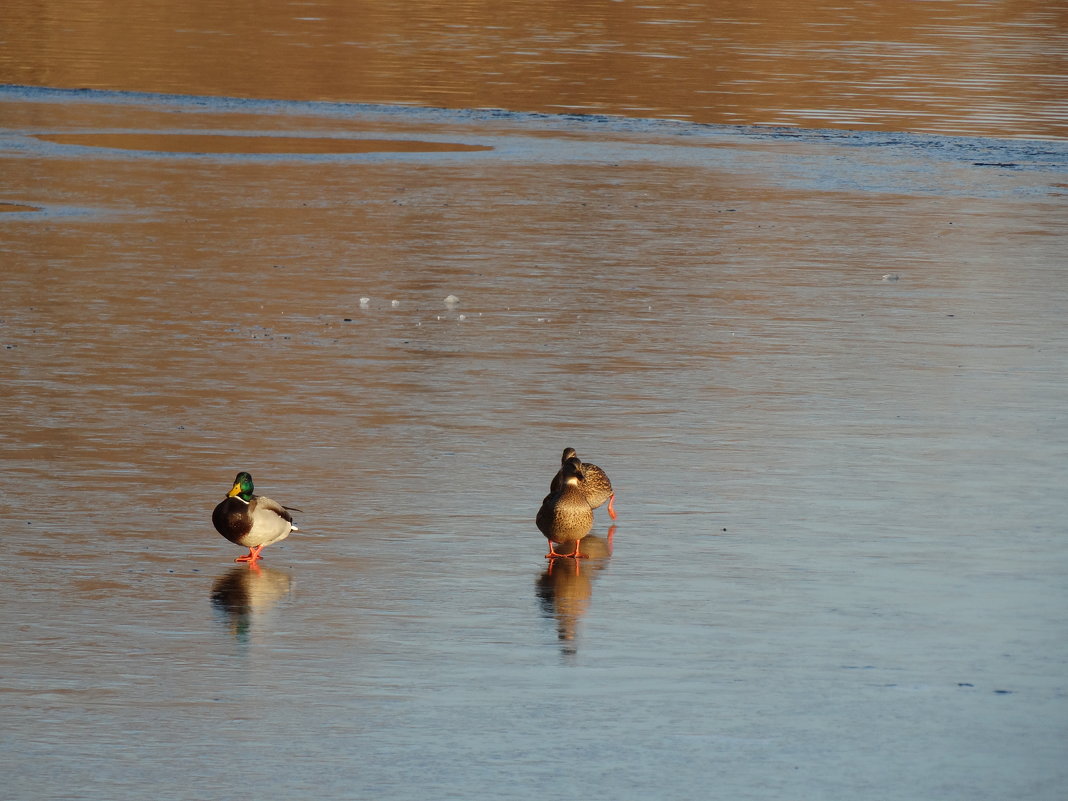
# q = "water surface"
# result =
<box><xmin>1</xmin><ymin>88</ymin><xmax>1066</xmax><ymax>800</ymax></box>
<box><xmin>2</xmin><ymin>0</ymin><xmax>1065</xmax><ymax>138</ymax></box>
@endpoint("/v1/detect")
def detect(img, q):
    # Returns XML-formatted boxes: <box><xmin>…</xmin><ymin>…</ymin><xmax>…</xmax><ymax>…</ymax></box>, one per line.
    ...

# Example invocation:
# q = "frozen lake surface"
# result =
<box><xmin>2</xmin><ymin>0</ymin><xmax>1065</xmax><ymax>139</ymax></box>
<box><xmin>1</xmin><ymin>88</ymin><xmax>1067</xmax><ymax>799</ymax></box>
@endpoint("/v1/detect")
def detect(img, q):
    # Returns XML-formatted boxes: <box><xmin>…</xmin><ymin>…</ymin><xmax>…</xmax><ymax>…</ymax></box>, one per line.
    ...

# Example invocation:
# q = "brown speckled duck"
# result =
<box><xmin>537</xmin><ymin>458</ymin><xmax>594</xmax><ymax>558</ymax></box>
<box><xmin>212</xmin><ymin>472</ymin><xmax>300</xmax><ymax>563</ymax></box>
<box><xmin>552</xmin><ymin>447</ymin><xmax>616</xmax><ymax>520</ymax></box>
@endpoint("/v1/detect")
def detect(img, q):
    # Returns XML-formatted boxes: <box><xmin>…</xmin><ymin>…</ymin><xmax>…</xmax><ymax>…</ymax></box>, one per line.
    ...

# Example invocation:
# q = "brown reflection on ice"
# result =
<box><xmin>210</xmin><ymin>564</ymin><xmax>293</xmax><ymax>642</ymax></box>
<box><xmin>0</xmin><ymin>0</ymin><xmax>1063</xmax><ymax>138</ymax></box>
<box><xmin>0</xmin><ymin>202</ymin><xmax>41</xmax><ymax>213</ymax></box>
<box><xmin>535</xmin><ymin>528</ymin><xmax>614</xmax><ymax>656</ymax></box>
<box><xmin>36</xmin><ymin>133</ymin><xmax>492</xmax><ymax>155</ymax></box>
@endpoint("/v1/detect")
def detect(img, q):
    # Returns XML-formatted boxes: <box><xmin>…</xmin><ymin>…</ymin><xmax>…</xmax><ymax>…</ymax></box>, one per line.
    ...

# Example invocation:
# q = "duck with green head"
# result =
<box><xmin>212</xmin><ymin>471</ymin><xmax>301</xmax><ymax>563</ymax></box>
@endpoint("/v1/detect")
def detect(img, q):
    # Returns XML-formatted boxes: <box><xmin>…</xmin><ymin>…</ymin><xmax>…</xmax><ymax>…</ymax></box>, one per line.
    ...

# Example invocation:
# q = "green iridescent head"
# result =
<box><xmin>226</xmin><ymin>471</ymin><xmax>254</xmax><ymax>501</ymax></box>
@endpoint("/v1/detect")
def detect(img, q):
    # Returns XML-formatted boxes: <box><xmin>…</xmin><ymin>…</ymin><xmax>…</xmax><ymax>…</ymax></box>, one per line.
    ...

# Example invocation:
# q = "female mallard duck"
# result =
<box><xmin>552</xmin><ymin>447</ymin><xmax>616</xmax><ymax>520</ymax></box>
<box><xmin>212</xmin><ymin>472</ymin><xmax>300</xmax><ymax>563</ymax></box>
<box><xmin>537</xmin><ymin>458</ymin><xmax>594</xmax><ymax>558</ymax></box>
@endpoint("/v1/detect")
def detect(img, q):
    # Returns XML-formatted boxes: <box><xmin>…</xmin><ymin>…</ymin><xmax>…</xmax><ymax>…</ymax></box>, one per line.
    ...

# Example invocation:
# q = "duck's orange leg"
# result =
<box><xmin>607</xmin><ymin>494</ymin><xmax>617</xmax><ymax>520</ymax></box>
<box><xmin>546</xmin><ymin>540</ymin><xmax>577</xmax><ymax>559</ymax></box>
<box><xmin>569</xmin><ymin>540</ymin><xmax>588</xmax><ymax>559</ymax></box>
<box><xmin>235</xmin><ymin>544</ymin><xmax>265</xmax><ymax>563</ymax></box>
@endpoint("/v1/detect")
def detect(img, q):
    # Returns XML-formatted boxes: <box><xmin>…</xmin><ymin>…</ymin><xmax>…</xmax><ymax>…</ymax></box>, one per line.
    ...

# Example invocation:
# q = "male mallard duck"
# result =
<box><xmin>212</xmin><ymin>472</ymin><xmax>300</xmax><ymax>563</ymax></box>
<box><xmin>537</xmin><ymin>458</ymin><xmax>594</xmax><ymax>558</ymax></box>
<box><xmin>551</xmin><ymin>447</ymin><xmax>616</xmax><ymax>520</ymax></box>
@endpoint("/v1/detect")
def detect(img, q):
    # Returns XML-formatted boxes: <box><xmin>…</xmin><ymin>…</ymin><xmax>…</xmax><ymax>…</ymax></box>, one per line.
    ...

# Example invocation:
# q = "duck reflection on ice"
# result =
<box><xmin>535</xmin><ymin>527</ymin><xmax>614</xmax><ymax>656</ymax></box>
<box><xmin>210</xmin><ymin>563</ymin><xmax>293</xmax><ymax>641</ymax></box>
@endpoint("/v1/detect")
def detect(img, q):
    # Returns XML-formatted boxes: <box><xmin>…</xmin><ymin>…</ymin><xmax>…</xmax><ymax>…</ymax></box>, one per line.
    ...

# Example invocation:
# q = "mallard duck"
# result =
<box><xmin>537</xmin><ymin>458</ymin><xmax>593</xmax><ymax>558</ymax></box>
<box><xmin>552</xmin><ymin>447</ymin><xmax>616</xmax><ymax>520</ymax></box>
<box><xmin>212</xmin><ymin>472</ymin><xmax>300</xmax><ymax>563</ymax></box>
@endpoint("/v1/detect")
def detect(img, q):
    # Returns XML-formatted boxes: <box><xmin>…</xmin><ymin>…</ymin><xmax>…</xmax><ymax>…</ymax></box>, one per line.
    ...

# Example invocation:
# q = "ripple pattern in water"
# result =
<box><xmin>1</xmin><ymin>0</ymin><xmax>1065</xmax><ymax>138</ymax></box>
<box><xmin>1</xmin><ymin>91</ymin><xmax>1066</xmax><ymax>800</ymax></box>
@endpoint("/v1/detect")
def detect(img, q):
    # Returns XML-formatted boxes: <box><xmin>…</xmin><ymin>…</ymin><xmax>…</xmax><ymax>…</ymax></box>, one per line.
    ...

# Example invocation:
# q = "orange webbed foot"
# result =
<box><xmin>234</xmin><ymin>545</ymin><xmax>265</xmax><ymax>563</ymax></box>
